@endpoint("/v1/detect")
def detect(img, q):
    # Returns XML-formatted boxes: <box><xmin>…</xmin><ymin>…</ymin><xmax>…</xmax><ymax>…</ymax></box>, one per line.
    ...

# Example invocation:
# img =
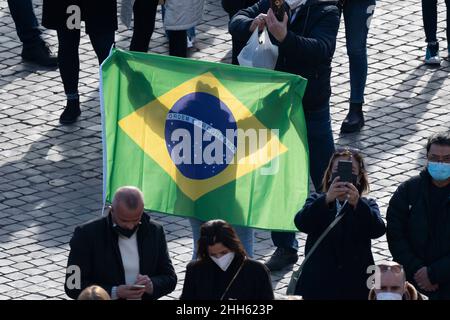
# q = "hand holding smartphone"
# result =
<box><xmin>270</xmin><ymin>0</ymin><xmax>286</xmax><ymax>21</ymax></box>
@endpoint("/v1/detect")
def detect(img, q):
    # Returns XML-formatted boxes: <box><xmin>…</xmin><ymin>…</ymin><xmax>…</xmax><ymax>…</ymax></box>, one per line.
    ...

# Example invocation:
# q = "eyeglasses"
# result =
<box><xmin>427</xmin><ymin>154</ymin><xmax>450</xmax><ymax>164</ymax></box>
<box><xmin>377</xmin><ymin>264</ymin><xmax>403</xmax><ymax>274</ymax></box>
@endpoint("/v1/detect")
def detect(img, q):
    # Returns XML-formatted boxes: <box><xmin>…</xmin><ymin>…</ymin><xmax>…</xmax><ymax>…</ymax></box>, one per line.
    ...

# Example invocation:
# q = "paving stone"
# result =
<box><xmin>0</xmin><ymin>0</ymin><xmax>449</xmax><ymax>300</ymax></box>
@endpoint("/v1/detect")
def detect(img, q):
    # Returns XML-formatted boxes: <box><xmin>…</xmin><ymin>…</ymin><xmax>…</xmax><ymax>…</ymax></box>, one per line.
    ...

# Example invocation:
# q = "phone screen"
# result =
<box><xmin>131</xmin><ymin>284</ymin><xmax>145</xmax><ymax>290</ymax></box>
<box><xmin>337</xmin><ymin>160</ymin><xmax>353</xmax><ymax>183</ymax></box>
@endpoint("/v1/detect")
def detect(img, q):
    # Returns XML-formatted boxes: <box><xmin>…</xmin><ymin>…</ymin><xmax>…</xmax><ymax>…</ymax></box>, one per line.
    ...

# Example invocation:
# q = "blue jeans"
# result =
<box><xmin>189</xmin><ymin>218</ymin><xmax>254</xmax><ymax>259</ymax></box>
<box><xmin>271</xmin><ymin>107</ymin><xmax>335</xmax><ymax>251</ymax></box>
<box><xmin>422</xmin><ymin>0</ymin><xmax>450</xmax><ymax>44</ymax></box>
<box><xmin>7</xmin><ymin>0</ymin><xmax>42</xmax><ymax>46</ymax></box>
<box><xmin>343</xmin><ymin>0</ymin><xmax>376</xmax><ymax>104</ymax></box>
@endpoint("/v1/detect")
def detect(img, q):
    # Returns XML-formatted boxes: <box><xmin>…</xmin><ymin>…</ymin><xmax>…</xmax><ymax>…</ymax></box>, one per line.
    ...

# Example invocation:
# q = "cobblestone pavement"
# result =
<box><xmin>0</xmin><ymin>0</ymin><xmax>449</xmax><ymax>300</ymax></box>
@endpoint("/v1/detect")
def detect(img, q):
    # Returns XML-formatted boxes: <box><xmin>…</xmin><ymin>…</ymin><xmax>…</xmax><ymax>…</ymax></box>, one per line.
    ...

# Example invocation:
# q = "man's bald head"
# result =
<box><xmin>375</xmin><ymin>261</ymin><xmax>406</xmax><ymax>297</ymax></box>
<box><xmin>111</xmin><ymin>186</ymin><xmax>144</xmax><ymax>230</ymax></box>
<box><xmin>112</xmin><ymin>186</ymin><xmax>144</xmax><ymax>210</ymax></box>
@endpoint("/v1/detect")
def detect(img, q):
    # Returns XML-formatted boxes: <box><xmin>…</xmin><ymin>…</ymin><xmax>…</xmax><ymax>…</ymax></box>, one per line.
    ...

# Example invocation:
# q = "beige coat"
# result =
<box><xmin>164</xmin><ymin>0</ymin><xmax>205</xmax><ymax>30</ymax></box>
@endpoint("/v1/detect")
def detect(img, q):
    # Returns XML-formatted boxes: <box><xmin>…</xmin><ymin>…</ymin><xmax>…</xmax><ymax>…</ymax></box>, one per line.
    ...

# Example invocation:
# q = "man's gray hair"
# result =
<box><xmin>112</xmin><ymin>186</ymin><xmax>144</xmax><ymax>210</ymax></box>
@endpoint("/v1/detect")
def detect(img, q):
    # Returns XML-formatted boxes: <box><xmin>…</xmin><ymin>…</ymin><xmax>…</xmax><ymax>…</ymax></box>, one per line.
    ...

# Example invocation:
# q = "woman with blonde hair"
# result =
<box><xmin>77</xmin><ymin>285</ymin><xmax>111</xmax><ymax>300</ymax></box>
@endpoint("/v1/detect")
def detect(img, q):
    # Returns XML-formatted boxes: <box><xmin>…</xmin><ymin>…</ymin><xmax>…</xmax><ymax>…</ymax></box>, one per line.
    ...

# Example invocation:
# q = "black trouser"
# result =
<box><xmin>231</xmin><ymin>26</ymin><xmax>247</xmax><ymax>64</ymax></box>
<box><xmin>130</xmin><ymin>0</ymin><xmax>158</xmax><ymax>52</ymax></box>
<box><xmin>422</xmin><ymin>0</ymin><xmax>450</xmax><ymax>44</ymax></box>
<box><xmin>7</xmin><ymin>0</ymin><xmax>42</xmax><ymax>47</ymax></box>
<box><xmin>56</xmin><ymin>28</ymin><xmax>114</xmax><ymax>95</ymax></box>
<box><xmin>168</xmin><ymin>30</ymin><xmax>187</xmax><ymax>57</ymax></box>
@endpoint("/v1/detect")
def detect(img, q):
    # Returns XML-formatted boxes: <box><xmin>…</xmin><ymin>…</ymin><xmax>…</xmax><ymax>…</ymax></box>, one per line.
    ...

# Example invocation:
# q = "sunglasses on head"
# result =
<box><xmin>334</xmin><ymin>147</ymin><xmax>361</xmax><ymax>156</ymax></box>
<box><xmin>377</xmin><ymin>264</ymin><xmax>403</xmax><ymax>274</ymax></box>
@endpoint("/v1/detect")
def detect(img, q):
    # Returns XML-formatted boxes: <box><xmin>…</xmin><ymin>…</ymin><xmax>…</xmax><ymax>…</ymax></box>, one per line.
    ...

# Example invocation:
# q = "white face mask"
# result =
<box><xmin>376</xmin><ymin>292</ymin><xmax>403</xmax><ymax>300</ymax></box>
<box><xmin>210</xmin><ymin>252</ymin><xmax>235</xmax><ymax>271</ymax></box>
<box><xmin>285</xmin><ymin>0</ymin><xmax>307</xmax><ymax>10</ymax></box>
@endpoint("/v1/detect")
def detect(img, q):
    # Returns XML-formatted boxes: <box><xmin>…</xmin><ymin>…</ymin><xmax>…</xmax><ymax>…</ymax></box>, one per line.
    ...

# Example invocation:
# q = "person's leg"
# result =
<box><xmin>57</xmin><ymin>28</ymin><xmax>81</xmax><ymax>124</ymax></box>
<box><xmin>422</xmin><ymin>0</ymin><xmax>438</xmax><ymax>44</ymax></box>
<box><xmin>187</xmin><ymin>26</ymin><xmax>196</xmax><ymax>48</ymax></box>
<box><xmin>8</xmin><ymin>0</ymin><xmax>57</xmax><ymax>66</ymax></box>
<box><xmin>232</xmin><ymin>37</ymin><xmax>248</xmax><ymax>65</ymax></box>
<box><xmin>446</xmin><ymin>0</ymin><xmax>450</xmax><ymax>56</ymax></box>
<box><xmin>7</xmin><ymin>0</ymin><xmax>41</xmax><ymax>44</ymax></box>
<box><xmin>189</xmin><ymin>218</ymin><xmax>203</xmax><ymax>260</ymax></box>
<box><xmin>422</xmin><ymin>0</ymin><xmax>441</xmax><ymax>64</ymax></box>
<box><xmin>130</xmin><ymin>0</ymin><xmax>158</xmax><ymax>52</ymax></box>
<box><xmin>305</xmin><ymin>107</ymin><xmax>336</xmax><ymax>191</ymax></box>
<box><xmin>88</xmin><ymin>31</ymin><xmax>115</xmax><ymax>65</ymax></box>
<box><xmin>266</xmin><ymin>232</ymin><xmax>298</xmax><ymax>271</ymax></box>
<box><xmin>233</xmin><ymin>225</ymin><xmax>254</xmax><ymax>258</ymax></box>
<box><xmin>340</xmin><ymin>0</ymin><xmax>375</xmax><ymax>133</ymax></box>
<box><xmin>168</xmin><ymin>30</ymin><xmax>187</xmax><ymax>57</ymax></box>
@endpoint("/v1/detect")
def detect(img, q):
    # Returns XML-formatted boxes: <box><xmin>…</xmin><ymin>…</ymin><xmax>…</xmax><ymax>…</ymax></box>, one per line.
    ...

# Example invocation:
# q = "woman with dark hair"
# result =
<box><xmin>181</xmin><ymin>220</ymin><xmax>274</xmax><ymax>300</ymax></box>
<box><xmin>294</xmin><ymin>148</ymin><xmax>386</xmax><ymax>300</ymax></box>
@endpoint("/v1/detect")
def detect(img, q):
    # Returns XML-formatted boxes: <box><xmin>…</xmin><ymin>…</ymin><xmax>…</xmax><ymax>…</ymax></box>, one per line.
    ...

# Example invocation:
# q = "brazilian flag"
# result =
<box><xmin>101</xmin><ymin>48</ymin><xmax>309</xmax><ymax>231</ymax></box>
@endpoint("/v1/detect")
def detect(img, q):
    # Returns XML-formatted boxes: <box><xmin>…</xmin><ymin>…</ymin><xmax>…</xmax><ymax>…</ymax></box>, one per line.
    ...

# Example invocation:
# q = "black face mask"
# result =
<box><xmin>331</xmin><ymin>172</ymin><xmax>359</xmax><ymax>186</ymax></box>
<box><xmin>114</xmin><ymin>224</ymin><xmax>139</xmax><ymax>238</ymax></box>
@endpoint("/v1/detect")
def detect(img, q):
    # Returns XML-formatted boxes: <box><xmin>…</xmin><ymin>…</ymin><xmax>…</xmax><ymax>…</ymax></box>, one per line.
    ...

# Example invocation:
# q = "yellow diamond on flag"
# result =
<box><xmin>118</xmin><ymin>72</ymin><xmax>287</xmax><ymax>200</ymax></box>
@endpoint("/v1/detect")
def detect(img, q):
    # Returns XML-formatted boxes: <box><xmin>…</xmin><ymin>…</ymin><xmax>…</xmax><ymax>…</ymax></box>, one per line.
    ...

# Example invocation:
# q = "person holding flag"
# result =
<box><xmin>229</xmin><ymin>0</ymin><xmax>341</xmax><ymax>271</ymax></box>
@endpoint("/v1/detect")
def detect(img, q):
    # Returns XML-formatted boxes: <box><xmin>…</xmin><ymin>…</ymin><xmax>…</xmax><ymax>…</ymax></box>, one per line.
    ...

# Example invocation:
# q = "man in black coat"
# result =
<box><xmin>64</xmin><ymin>186</ymin><xmax>177</xmax><ymax>300</ymax></box>
<box><xmin>229</xmin><ymin>0</ymin><xmax>340</xmax><ymax>271</ymax></box>
<box><xmin>387</xmin><ymin>132</ymin><xmax>450</xmax><ymax>300</ymax></box>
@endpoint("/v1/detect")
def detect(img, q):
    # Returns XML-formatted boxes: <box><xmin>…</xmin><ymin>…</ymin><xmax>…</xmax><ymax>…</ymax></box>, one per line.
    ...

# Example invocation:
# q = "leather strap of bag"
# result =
<box><xmin>220</xmin><ymin>257</ymin><xmax>247</xmax><ymax>300</ymax></box>
<box><xmin>286</xmin><ymin>200</ymin><xmax>348</xmax><ymax>295</ymax></box>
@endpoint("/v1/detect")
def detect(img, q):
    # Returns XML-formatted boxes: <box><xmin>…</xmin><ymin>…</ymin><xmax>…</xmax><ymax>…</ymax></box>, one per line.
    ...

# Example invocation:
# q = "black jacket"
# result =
<box><xmin>42</xmin><ymin>0</ymin><xmax>118</xmax><ymax>33</ymax></box>
<box><xmin>64</xmin><ymin>213</ymin><xmax>177</xmax><ymax>300</ymax></box>
<box><xmin>387</xmin><ymin>170</ymin><xmax>450</xmax><ymax>300</ymax></box>
<box><xmin>229</xmin><ymin>0</ymin><xmax>340</xmax><ymax>112</ymax></box>
<box><xmin>180</xmin><ymin>256</ymin><xmax>274</xmax><ymax>300</ymax></box>
<box><xmin>222</xmin><ymin>0</ymin><xmax>259</xmax><ymax>18</ymax></box>
<box><xmin>294</xmin><ymin>193</ymin><xmax>385</xmax><ymax>299</ymax></box>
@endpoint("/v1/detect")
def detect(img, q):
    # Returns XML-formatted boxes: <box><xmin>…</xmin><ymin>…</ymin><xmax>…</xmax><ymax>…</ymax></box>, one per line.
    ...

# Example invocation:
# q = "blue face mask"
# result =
<box><xmin>428</xmin><ymin>161</ymin><xmax>450</xmax><ymax>181</ymax></box>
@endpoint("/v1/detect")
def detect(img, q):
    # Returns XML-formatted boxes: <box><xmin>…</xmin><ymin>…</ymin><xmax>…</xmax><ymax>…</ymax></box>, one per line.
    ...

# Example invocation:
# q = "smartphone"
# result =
<box><xmin>131</xmin><ymin>284</ymin><xmax>146</xmax><ymax>290</ymax></box>
<box><xmin>337</xmin><ymin>160</ymin><xmax>353</xmax><ymax>183</ymax></box>
<box><xmin>270</xmin><ymin>0</ymin><xmax>285</xmax><ymax>21</ymax></box>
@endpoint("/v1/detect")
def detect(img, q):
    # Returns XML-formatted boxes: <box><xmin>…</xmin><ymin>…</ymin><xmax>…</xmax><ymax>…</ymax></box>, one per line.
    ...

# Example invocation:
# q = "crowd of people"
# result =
<box><xmin>4</xmin><ymin>0</ymin><xmax>450</xmax><ymax>300</ymax></box>
<box><xmin>63</xmin><ymin>132</ymin><xmax>450</xmax><ymax>300</ymax></box>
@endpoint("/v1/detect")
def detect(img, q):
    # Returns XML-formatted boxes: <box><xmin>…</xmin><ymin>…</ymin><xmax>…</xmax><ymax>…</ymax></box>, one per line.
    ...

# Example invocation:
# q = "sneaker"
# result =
<box><xmin>21</xmin><ymin>41</ymin><xmax>57</xmax><ymax>67</ymax></box>
<box><xmin>424</xmin><ymin>43</ymin><xmax>441</xmax><ymax>65</ymax></box>
<box><xmin>340</xmin><ymin>102</ymin><xmax>364</xmax><ymax>133</ymax></box>
<box><xmin>187</xmin><ymin>36</ymin><xmax>195</xmax><ymax>49</ymax></box>
<box><xmin>59</xmin><ymin>99</ymin><xmax>81</xmax><ymax>124</ymax></box>
<box><xmin>264</xmin><ymin>248</ymin><xmax>298</xmax><ymax>272</ymax></box>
